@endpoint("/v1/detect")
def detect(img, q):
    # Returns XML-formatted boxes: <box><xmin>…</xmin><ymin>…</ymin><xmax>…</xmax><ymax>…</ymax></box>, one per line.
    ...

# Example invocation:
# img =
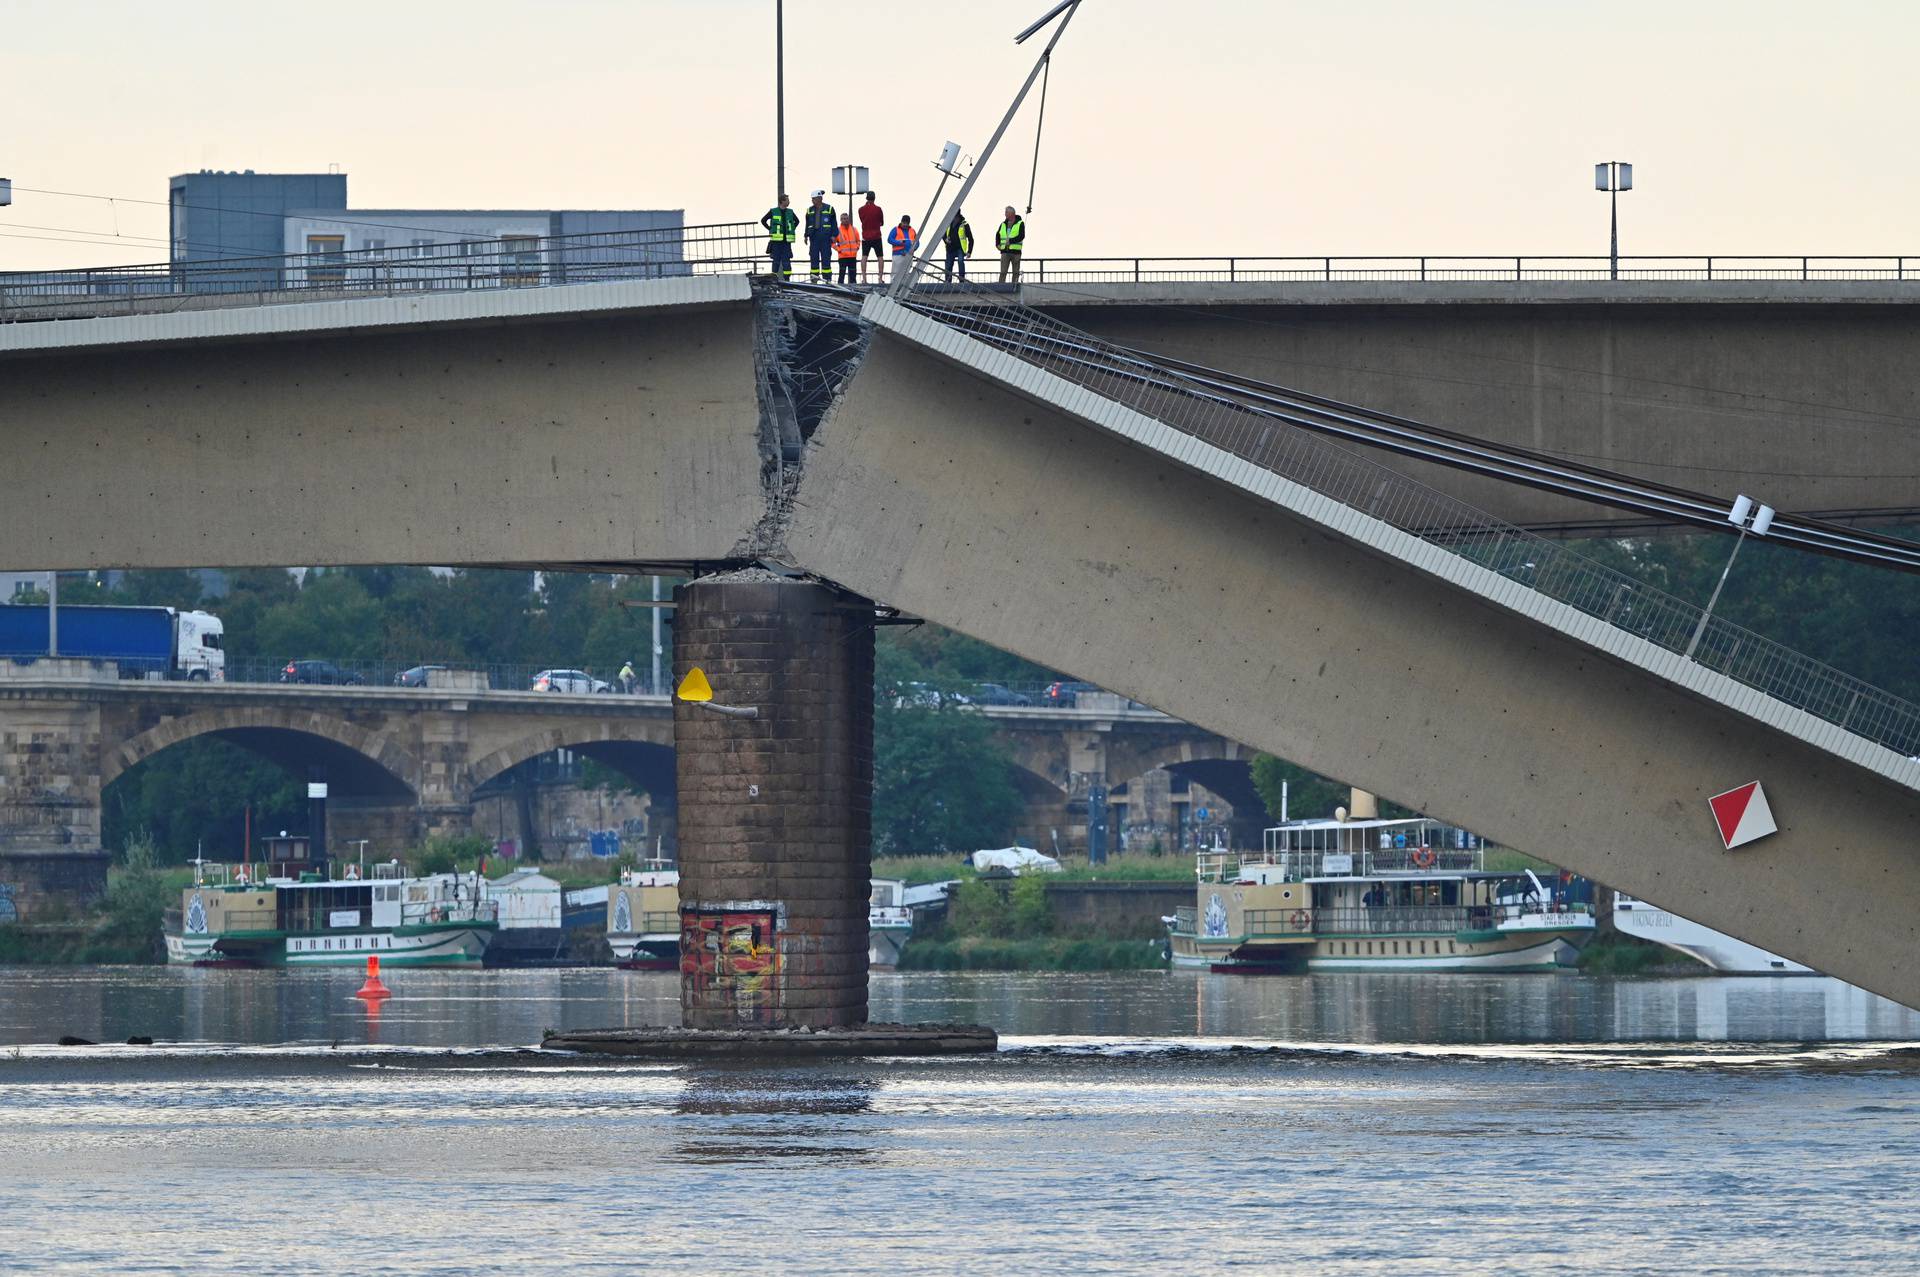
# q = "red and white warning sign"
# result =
<box><xmin>1708</xmin><ymin>781</ymin><xmax>1777</xmax><ymax>850</ymax></box>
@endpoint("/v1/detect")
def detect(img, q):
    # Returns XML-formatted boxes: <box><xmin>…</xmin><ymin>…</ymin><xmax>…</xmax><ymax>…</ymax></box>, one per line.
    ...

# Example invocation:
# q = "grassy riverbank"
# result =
<box><xmin>897</xmin><ymin>937</ymin><xmax>1169</xmax><ymax>971</ymax></box>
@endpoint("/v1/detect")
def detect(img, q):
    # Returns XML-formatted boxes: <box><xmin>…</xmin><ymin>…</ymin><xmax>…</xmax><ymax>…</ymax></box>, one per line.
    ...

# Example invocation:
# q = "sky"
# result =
<box><xmin>6</xmin><ymin>0</ymin><xmax>1920</xmax><ymax>271</ymax></box>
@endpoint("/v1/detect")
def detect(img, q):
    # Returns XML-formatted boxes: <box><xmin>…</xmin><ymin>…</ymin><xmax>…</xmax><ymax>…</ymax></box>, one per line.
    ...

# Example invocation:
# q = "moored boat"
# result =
<box><xmin>166</xmin><ymin>837</ymin><xmax>496</xmax><ymax>968</ymax></box>
<box><xmin>869</xmin><ymin>878</ymin><xmax>914</xmax><ymax>968</ymax></box>
<box><xmin>1166</xmin><ymin>817</ymin><xmax>1595</xmax><ymax>973</ymax></box>
<box><xmin>1612</xmin><ymin>893</ymin><xmax>1813</xmax><ymax>974</ymax></box>
<box><xmin>606</xmin><ymin>864</ymin><xmax>681</xmax><ymax>970</ymax></box>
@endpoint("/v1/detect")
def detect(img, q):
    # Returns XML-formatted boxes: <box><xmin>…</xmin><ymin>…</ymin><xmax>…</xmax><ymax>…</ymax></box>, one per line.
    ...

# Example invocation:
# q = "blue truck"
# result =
<box><xmin>0</xmin><ymin>604</ymin><xmax>226</xmax><ymax>680</ymax></box>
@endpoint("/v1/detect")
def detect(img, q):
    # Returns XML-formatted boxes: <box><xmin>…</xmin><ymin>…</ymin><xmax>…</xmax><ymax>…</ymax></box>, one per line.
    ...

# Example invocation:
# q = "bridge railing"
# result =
<box><xmin>1010</xmin><ymin>255</ymin><xmax>1920</xmax><ymax>285</ymax></box>
<box><xmin>216</xmin><ymin>657</ymin><xmax>668</xmax><ymax>695</ymax></box>
<box><xmin>0</xmin><ymin>221</ymin><xmax>769</xmax><ymax>321</ymax></box>
<box><xmin>888</xmin><ymin>274</ymin><xmax>1920</xmax><ymax>768</ymax></box>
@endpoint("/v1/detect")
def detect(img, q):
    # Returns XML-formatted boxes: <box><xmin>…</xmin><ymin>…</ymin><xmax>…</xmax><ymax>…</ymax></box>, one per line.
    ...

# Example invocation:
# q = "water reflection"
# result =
<box><xmin>1</xmin><ymin>967</ymin><xmax>1916</xmax><ymax>1048</ymax></box>
<box><xmin>670</xmin><ymin>1069</ymin><xmax>879</xmax><ymax>1165</ymax></box>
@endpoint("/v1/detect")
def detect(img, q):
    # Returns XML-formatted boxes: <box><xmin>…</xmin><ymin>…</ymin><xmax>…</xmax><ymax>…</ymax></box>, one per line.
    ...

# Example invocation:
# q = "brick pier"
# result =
<box><xmin>673</xmin><ymin>576</ymin><xmax>874</xmax><ymax>1029</ymax></box>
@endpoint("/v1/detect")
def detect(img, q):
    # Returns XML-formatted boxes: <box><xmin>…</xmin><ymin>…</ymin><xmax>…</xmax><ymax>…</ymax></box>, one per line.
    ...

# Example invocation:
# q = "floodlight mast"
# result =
<box><xmin>888</xmin><ymin>0</ymin><xmax>1085</xmax><ymax>298</ymax></box>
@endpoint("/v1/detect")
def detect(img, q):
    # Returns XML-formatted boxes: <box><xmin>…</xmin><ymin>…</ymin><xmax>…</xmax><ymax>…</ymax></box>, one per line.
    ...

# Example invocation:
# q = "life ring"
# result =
<box><xmin>1410</xmin><ymin>845</ymin><xmax>1438</xmax><ymax>869</ymax></box>
<box><xmin>1289</xmin><ymin>909</ymin><xmax>1310</xmax><ymax>929</ymax></box>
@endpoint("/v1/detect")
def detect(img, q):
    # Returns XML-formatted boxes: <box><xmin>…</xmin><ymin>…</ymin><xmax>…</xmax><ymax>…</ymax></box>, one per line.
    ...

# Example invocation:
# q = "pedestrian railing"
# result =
<box><xmin>0</xmin><ymin>222</ymin><xmax>768</xmax><ymax>321</ymax></box>
<box><xmin>1009</xmin><ymin>255</ymin><xmax>1920</xmax><ymax>285</ymax></box>
<box><xmin>884</xmin><ymin>273</ymin><xmax>1920</xmax><ymax>770</ymax></box>
<box><xmin>15</xmin><ymin>242</ymin><xmax>1920</xmax><ymax>323</ymax></box>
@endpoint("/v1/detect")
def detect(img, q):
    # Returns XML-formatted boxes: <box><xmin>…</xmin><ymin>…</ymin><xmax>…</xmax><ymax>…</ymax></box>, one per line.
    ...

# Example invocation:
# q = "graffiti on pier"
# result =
<box><xmin>681</xmin><ymin>906</ymin><xmax>781</xmax><ymax>1025</ymax></box>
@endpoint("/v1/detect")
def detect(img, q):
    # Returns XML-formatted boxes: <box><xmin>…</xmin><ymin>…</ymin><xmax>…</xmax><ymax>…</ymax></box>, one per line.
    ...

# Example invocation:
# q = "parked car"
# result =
<box><xmin>969</xmin><ymin>682</ymin><xmax>1035</xmax><ymax>707</ymax></box>
<box><xmin>532</xmin><ymin>668</ymin><xmax>611</xmax><ymax>694</ymax></box>
<box><xmin>892</xmin><ymin>681</ymin><xmax>973</xmax><ymax>709</ymax></box>
<box><xmin>1042</xmin><ymin>680</ymin><xmax>1098</xmax><ymax>708</ymax></box>
<box><xmin>281</xmin><ymin>659</ymin><xmax>365</xmax><ymax>686</ymax></box>
<box><xmin>395</xmin><ymin>664</ymin><xmax>448</xmax><ymax>688</ymax></box>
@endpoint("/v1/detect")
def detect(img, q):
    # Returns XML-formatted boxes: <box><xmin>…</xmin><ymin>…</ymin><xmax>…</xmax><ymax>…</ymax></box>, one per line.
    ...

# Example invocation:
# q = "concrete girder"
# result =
<box><xmin>0</xmin><ymin>296</ymin><xmax>765</xmax><ymax>571</ymax></box>
<box><xmin>783</xmin><ymin>329</ymin><xmax>1920</xmax><ymax>1008</ymax></box>
<box><xmin>1044</xmin><ymin>296</ymin><xmax>1920</xmax><ymax>533</ymax></box>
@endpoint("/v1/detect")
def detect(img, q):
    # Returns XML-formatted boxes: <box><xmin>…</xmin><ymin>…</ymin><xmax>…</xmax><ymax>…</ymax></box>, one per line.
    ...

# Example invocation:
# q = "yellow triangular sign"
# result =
<box><xmin>676</xmin><ymin>667</ymin><xmax>714</xmax><ymax>703</ymax></box>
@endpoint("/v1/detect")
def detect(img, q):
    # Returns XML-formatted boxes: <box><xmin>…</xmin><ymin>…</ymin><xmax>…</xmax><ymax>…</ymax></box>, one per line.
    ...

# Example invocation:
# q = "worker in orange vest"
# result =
<box><xmin>887</xmin><ymin>215</ymin><xmax>919</xmax><ymax>283</ymax></box>
<box><xmin>833</xmin><ymin>213</ymin><xmax>861</xmax><ymax>286</ymax></box>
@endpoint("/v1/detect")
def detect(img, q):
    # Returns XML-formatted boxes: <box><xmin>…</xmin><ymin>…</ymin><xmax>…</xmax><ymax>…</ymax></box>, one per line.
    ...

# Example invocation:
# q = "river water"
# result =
<box><xmin>1</xmin><ymin>968</ymin><xmax>1916</xmax><ymax>1274</ymax></box>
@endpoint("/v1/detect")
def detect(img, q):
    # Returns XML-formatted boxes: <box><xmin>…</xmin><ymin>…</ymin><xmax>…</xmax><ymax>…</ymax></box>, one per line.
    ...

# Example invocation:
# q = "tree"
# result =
<box><xmin>873</xmin><ymin>645</ymin><xmax>1022</xmax><ymax>854</ymax></box>
<box><xmin>1248</xmin><ymin>755</ymin><xmax>1348</xmax><ymax>823</ymax></box>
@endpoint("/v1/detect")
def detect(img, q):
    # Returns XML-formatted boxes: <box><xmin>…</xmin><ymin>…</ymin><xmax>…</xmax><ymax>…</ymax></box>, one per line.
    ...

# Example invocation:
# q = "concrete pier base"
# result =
<box><xmin>673</xmin><ymin>574</ymin><xmax>874</xmax><ymax>1030</ymax></box>
<box><xmin>542</xmin><ymin>1023</ymin><xmax>998</xmax><ymax>1059</ymax></box>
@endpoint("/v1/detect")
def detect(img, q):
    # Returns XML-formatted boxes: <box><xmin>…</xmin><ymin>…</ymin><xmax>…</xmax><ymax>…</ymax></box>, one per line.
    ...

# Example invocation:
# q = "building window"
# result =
<box><xmin>365</xmin><ymin>238</ymin><xmax>386</xmax><ymax>257</ymax></box>
<box><xmin>410</xmin><ymin>238</ymin><xmax>434</xmax><ymax>259</ymax></box>
<box><xmin>305</xmin><ymin>234</ymin><xmax>346</xmax><ymax>285</ymax></box>
<box><xmin>501</xmin><ymin>234</ymin><xmax>541</xmax><ymax>285</ymax></box>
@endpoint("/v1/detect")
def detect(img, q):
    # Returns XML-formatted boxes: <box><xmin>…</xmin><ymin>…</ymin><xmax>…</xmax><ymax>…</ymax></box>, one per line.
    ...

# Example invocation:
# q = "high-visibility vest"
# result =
<box><xmin>834</xmin><ymin>226</ymin><xmax>862</xmax><ymax>258</ymax></box>
<box><xmin>888</xmin><ymin>223</ymin><xmax>919</xmax><ymax>254</ymax></box>
<box><xmin>805</xmin><ymin>205</ymin><xmax>837</xmax><ymax>238</ymax></box>
<box><xmin>947</xmin><ymin>221</ymin><xmax>974</xmax><ymax>255</ymax></box>
<box><xmin>763</xmin><ymin>208</ymin><xmax>798</xmax><ymax>243</ymax></box>
<box><xmin>997</xmin><ymin>218</ymin><xmax>1025</xmax><ymax>253</ymax></box>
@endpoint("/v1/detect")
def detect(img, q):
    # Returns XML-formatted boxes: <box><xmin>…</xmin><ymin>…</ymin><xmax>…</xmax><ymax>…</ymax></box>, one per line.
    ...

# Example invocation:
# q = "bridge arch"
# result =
<box><xmin>466</xmin><ymin>719</ymin><xmax>677</xmax><ymax>800</ymax></box>
<box><xmin>105</xmin><ymin>706</ymin><xmax>421</xmax><ymax>798</ymax></box>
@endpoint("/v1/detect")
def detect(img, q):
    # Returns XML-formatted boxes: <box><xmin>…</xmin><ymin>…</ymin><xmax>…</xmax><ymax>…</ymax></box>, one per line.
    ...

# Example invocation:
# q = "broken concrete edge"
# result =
<box><xmin>540</xmin><ymin>1023</ymin><xmax>999</xmax><ymax>1057</ymax></box>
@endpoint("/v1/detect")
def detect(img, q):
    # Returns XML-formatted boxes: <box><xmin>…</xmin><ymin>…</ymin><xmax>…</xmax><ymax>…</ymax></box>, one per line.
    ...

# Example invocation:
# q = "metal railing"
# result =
<box><xmin>0</xmin><ymin>222</ymin><xmax>768</xmax><ymax>321</ymax></box>
<box><xmin>887</xmin><ymin>274</ymin><xmax>1920</xmax><ymax>767</ymax></box>
<box><xmin>220</xmin><ymin>657</ymin><xmax>667</xmax><ymax>696</ymax></box>
<box><xmin>1009</xmin><ymin>255</ymin><xmax>1920</xmax><ymax>285</ymax></box>
<box><xmin>14</xmin><ymin>241</ymin><xmax>1920</xmax><ymax>324</ymax></box>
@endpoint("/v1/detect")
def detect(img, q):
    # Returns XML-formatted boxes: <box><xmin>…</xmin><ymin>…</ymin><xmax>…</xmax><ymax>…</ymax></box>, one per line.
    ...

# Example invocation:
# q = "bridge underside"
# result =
<box><xmin>781</xmin><ymin>330</ymin><xmax>1920</xmax><ymax>1008</ymax></box>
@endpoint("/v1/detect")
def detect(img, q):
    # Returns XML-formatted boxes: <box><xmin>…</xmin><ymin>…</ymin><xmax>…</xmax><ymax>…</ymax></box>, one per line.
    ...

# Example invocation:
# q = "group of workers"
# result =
<box><xmin>761</xmin><ymin>191</ymin><xmax>1027</xmax><ymax>286</ymax></box>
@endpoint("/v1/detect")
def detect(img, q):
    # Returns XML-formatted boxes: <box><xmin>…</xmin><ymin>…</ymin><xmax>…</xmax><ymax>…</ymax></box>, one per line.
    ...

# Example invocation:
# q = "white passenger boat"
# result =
<box><xmin>605</xmin><ymin>865</ymin><xmax>681</xmax><ymax>970</ymax></box>
<box><xmin>868</xmin><ymin>878</ymin><xmax>914</xmax><ymax>968</ymax></box>
<box><xmin>164</xmin><ymin>838</ymin><xmax>496</xmax><ymax>968</ymax></box>
<box><xmin>1612</xmin><ymin>893</ymin><xmax>1813</xmax><ymax>974</ymax></box>
<box><xmin>605</xmin><ymin>868</ymin><xmax>917</xmax><ymax>969</ymax></box>
<box><xmin>1166</xmin><ymin>818</ymin><xmax>1596</xmax><ymax>973</ymax></box>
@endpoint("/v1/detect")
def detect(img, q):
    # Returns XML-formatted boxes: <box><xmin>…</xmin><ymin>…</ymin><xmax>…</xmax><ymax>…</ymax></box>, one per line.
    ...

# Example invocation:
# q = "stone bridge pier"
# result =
<box><xmin>674</xmin><ymin>576</ymin><xmax>873</xmax><ymax>1030</ymax></box>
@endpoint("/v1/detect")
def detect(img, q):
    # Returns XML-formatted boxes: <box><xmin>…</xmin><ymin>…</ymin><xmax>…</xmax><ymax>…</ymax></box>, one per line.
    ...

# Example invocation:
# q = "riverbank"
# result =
<box><xmin>897</xmin><ymin>936</ymin><xmax>1168</xmax><ymax>971</ymax></box>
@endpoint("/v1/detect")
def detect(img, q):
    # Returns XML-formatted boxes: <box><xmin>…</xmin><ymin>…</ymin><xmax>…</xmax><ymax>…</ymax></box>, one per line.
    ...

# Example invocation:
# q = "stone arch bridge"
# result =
<box><xmin>0</xmin><ymin>665</ymin><xmax>1247</xmax><ymax>887</ymax></box>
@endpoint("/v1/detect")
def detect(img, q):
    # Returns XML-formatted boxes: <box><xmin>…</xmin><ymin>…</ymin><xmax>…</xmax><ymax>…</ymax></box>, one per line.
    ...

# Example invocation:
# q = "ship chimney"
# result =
<box><xmin>1349</xmin><ymin>789</ymin><xmax>1379</xmax><ymax>819</ymax></box>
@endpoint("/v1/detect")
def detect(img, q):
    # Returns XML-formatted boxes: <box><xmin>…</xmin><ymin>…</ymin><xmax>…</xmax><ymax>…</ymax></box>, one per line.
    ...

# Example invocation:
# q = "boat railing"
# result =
<box><xmin>401</xmin><ymin>899</ymin><xmax>498</xmax><ymax>926</ymax></box>
<box><xmin>1308</xmin><ymin>905</ymin><xmax>1473</xmax><ymax>936</ymax></box>
<box><xmin>1243</xmin><ymin>908</ymin><xmax>1317</xmax><ymax>937</ymax></box>
<box><xmin>636</xmin><ymin>910</ymin><xmax>680</xmax><ymax>934</ymax></box>
<box><xmin>1171</xmin><ymin>905</ymin><xmax>1198</xmax><ymax>934</ymax></box>
<box><xmin>1200</xmin><ymin>847</ymin><xmax>1487</xmax><ymax>882</ymax></box>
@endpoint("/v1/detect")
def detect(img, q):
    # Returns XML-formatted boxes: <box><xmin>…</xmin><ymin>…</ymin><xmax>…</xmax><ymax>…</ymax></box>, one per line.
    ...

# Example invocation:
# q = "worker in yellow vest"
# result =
<box><xmin>761</xmin><ymin>195</ymin><xmax>798</xmax><ymax>280</ymax></box>
<box><xmin>996</xmin><ymin>206</ymin><xmax>1026</xmax><ymax>283</ymax></box>
<box><xmin>833</xmin><ymin>213</ymin><xmax>861</xmax><ymax>286</ymax></box>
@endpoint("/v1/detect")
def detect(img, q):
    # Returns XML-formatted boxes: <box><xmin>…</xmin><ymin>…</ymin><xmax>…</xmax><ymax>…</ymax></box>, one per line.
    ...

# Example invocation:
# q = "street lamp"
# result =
<box><xmin>889</xmin><ymin>0</ymin><xmax>1085</xmax><ymax>298</ymax></box>
<box><xmin>1594</xmin><ymin>160</ymin><xmax>1633</xmax><ymax>280</ymax></box>
<box><xmin>1684</xmin><ymin>494</ymin><xmax>1774</xmax><ymax>660</ymax></box>
<box><xmin>775</xmin><ymin>1</ymin><xmax>786</xmax><ymax>200</ymax></box>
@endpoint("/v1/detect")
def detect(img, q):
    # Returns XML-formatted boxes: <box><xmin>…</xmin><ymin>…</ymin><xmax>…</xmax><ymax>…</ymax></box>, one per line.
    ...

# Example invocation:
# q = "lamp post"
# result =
<box><xmin>1684</xmin><ymin>494</ymin><xmax>1774</xmax><ymax>660</ymax></box>
<box><xmin>889</xmin><ymin>0</ymin><xmax>1085</xmax><ymax>298</ymax></box>
<box><xmin>775</xmin><ymin>1</ymin><xmax>787</xmax><ymax>201</ymax></box>
<box><xmin>1594</xmin><ymin>160</ymin><xmax>1633</xmax><ymax>280</ymax></box>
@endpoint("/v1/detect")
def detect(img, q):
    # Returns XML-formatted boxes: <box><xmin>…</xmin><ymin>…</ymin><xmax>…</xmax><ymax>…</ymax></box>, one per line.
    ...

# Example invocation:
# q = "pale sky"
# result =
<box><xmin>7</xmin><ymin>0</ymin><xmax>1920</xmax><ymax>271</ymax></box>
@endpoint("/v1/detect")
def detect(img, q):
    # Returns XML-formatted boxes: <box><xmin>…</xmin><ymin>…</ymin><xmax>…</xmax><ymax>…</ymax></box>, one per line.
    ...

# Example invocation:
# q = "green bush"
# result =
<box><xmin>1009</xmin><ymin>874</ymin><xmax>1051</xmax><ymax>937</ymax></box>
<box><xmin>413</xmin><ymin>835</ymin><xmax>493</xmax><ymax>876</ymax></box>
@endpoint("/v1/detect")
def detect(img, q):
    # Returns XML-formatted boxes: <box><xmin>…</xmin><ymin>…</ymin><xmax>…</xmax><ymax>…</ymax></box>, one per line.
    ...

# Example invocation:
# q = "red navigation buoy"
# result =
<box><xmin>354</xmin><ymin>953</ymin><xmax>391</xmax><ymax>1000</ymax></box>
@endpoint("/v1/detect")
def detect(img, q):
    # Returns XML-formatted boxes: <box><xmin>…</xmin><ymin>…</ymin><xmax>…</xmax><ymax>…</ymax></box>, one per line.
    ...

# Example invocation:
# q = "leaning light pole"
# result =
<box><xmin>887</xmin><ymin>0</ymin><xmax>1085</xmax><ymax>298</ymax></box>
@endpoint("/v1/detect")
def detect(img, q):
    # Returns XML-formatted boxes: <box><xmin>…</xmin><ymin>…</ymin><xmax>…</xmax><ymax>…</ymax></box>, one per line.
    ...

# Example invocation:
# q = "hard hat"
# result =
<box><xmin>811</xmin><ymin>189</ymin><xmax>826</xmax><ymax>197</ymax></box>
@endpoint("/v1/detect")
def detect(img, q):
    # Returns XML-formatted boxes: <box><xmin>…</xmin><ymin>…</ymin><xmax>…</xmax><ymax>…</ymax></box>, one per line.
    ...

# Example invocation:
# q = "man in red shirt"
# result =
<box><xmin>857</xmin><ymin>192</ymin><xmax>885</xmax><ymax>284</ymax></box>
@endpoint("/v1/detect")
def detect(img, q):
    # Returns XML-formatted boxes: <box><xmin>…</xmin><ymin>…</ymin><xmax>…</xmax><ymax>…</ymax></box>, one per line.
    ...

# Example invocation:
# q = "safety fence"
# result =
<box><xmin>0</xmin><ymin>221</ymin><xmax>768</xmax><ymax>321</ymax></box>
<box><xmin>885</xmin><ymin>272</ymin><xmax>1920</xmax><ymax>765</ymax></box>
<box><xmin>1007</xmin><ymin>255</ymin><xmax>1920</xmax><ymax>284</ymax></box>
